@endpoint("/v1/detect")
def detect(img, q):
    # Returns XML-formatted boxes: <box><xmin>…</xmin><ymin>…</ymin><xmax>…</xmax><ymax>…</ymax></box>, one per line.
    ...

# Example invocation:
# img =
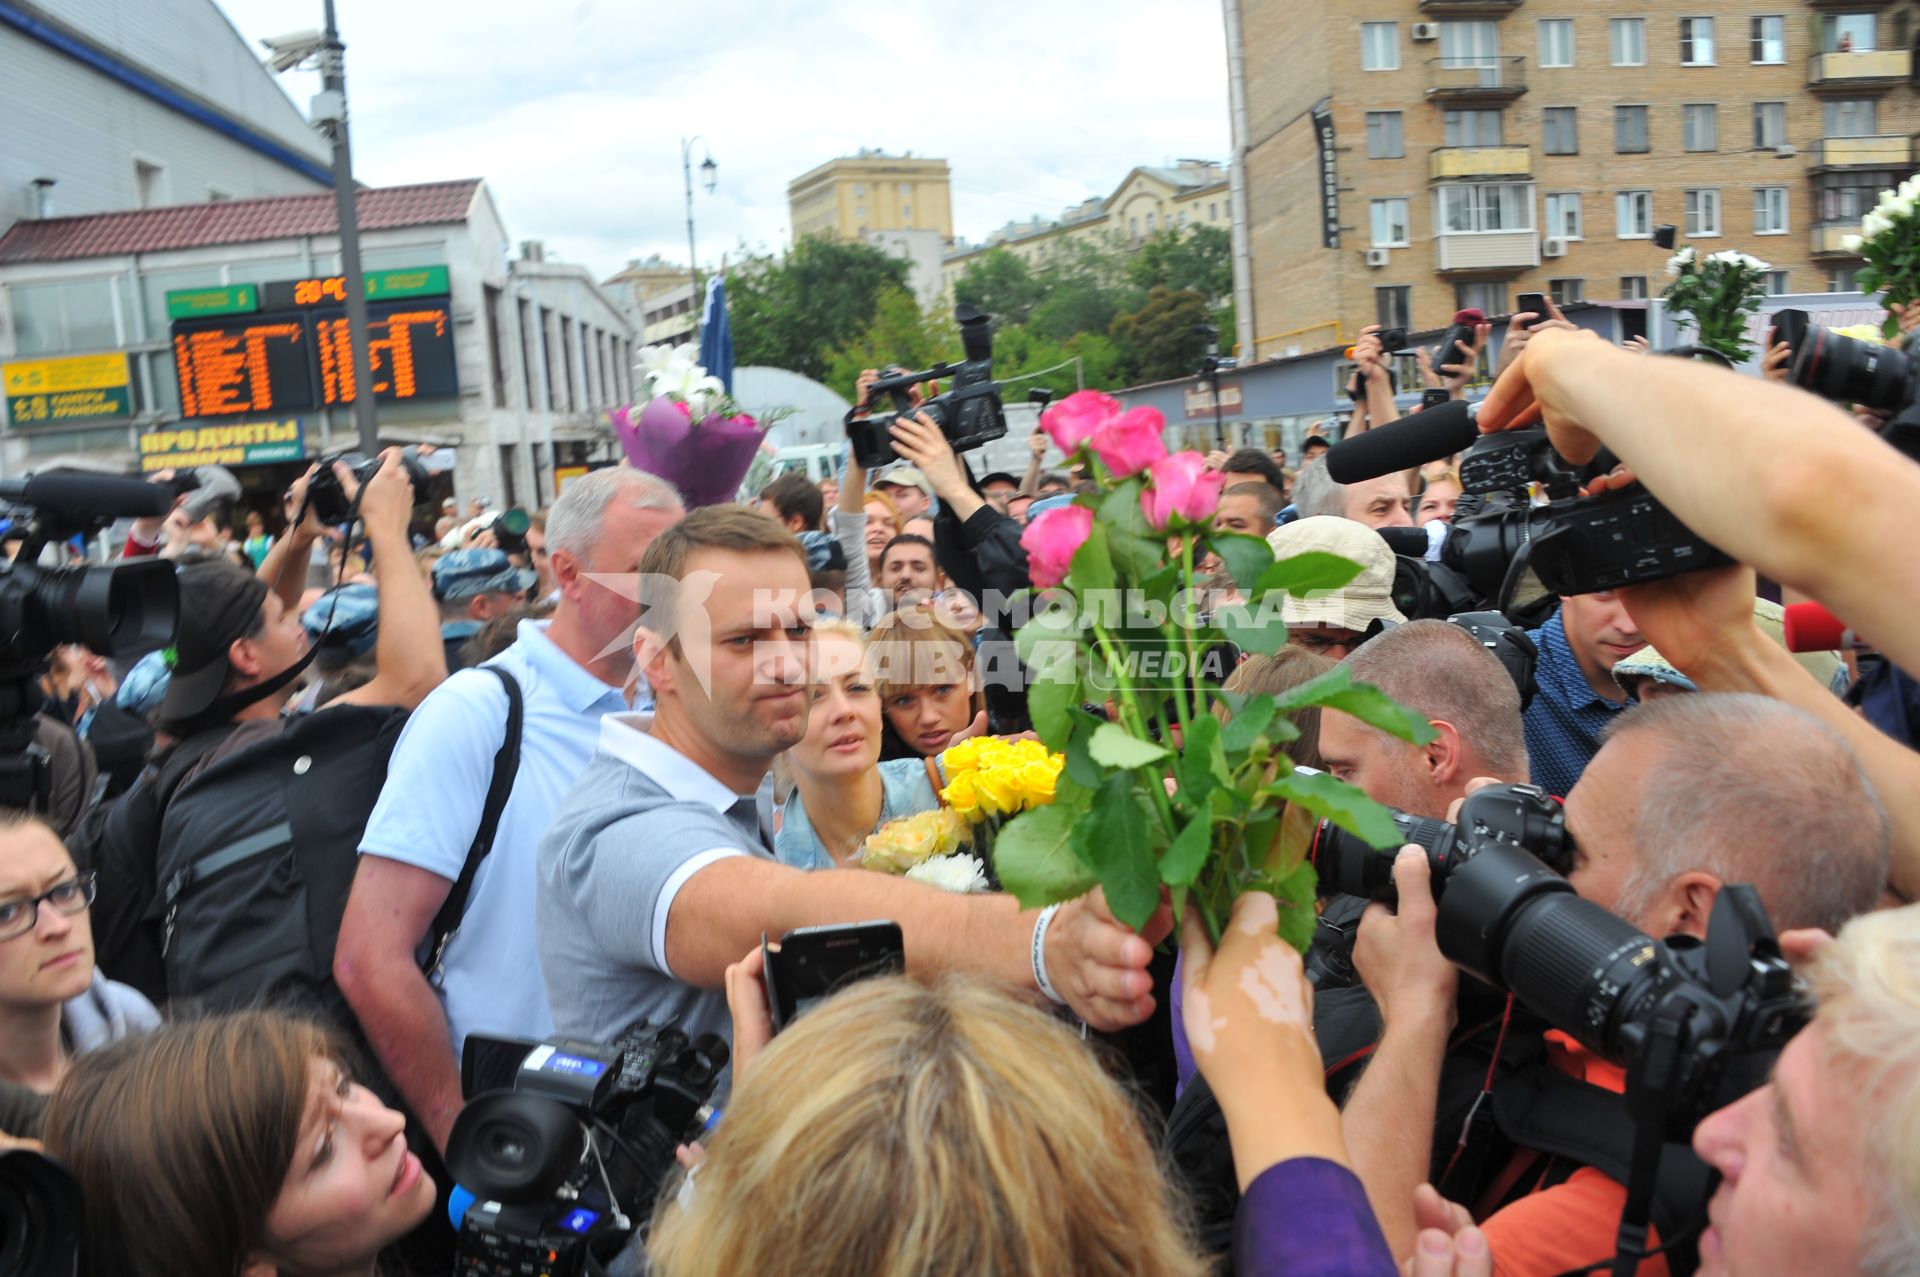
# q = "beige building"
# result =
<box><xmin>788</xmin><ymin>150</ymin><xmax>955</xmax><ymax>244</ymax></box>
<box><xmin>940</xmin><ymin>161</ymin><xmax>1232</xmax><ymax>294</ymax></box>
<box><xmin>603</xmin><ymin>255</ymin><xmax>698</xmax><ymax>347</ymax></box>
<box><xmin>1232</xmin><ymin>1</ymin><xmax>1920</xmax><ymax>359</ymax></box>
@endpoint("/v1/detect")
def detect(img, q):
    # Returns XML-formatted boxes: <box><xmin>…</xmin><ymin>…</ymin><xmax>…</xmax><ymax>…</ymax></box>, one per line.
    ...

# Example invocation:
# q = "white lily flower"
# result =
<box><xmin>1864</xmin><ymin>211</ymin><xmax>1893</xmax><ymax>240</ymax></box>
<box><xmin>1842</xmin><ymin>234</ymin><xmax>1864</xmax><ymax>252</ymax></box>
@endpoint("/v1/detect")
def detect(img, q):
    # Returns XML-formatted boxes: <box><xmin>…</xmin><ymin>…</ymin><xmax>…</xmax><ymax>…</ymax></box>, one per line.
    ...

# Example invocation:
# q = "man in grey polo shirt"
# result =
<box><xmin>538</xmin><ymin>507</ymin><xmax>1166</xmax><ymax>1083</ymax></box>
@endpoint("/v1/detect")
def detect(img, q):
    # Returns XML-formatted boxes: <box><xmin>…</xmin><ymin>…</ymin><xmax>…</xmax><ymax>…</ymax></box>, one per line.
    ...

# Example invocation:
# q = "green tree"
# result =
<box><xmin>1126</xmin><ymin>225</ymin><xmax>1233</xmax><ymax>303</ymax></box>
<box><xmin>985</xmin><ymin>324</ymin><xmax>1130</xmax><ymax>401</ymax></box>
<box><xmin>954</xmin><ymin>249</ymin><xmax>1046</xmax><ymax>327</ymax></box>
<box><xmin>823</xmin><ymin>287</ymin><xmax>961</xmax><ymax>402</ymax></box>
<box><xmin>1027</xmin><ymin>237</ymin><xmax>1143</xmax><ymax>344</ymax></box>
<box><xmin>1109</xmin><ymin>286</ymin><xmax>1215</xmax><ymax>383</ymax></box>
<box><xmin>729</xmin><ymin>237</ymin><xmax>911</xmax><ymax>382</ymax></box>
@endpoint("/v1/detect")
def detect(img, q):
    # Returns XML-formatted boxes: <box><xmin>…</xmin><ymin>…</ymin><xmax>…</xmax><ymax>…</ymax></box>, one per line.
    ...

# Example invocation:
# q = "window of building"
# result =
<box><xmin>133</xmin><ymin>158</ymin><xmax>165</xmax><ymax>210</ymax></box>
<box><xmin>1680</xmin><ymin>16</ymin><xmax>1715</xmax><ymax>65</ymax></box>
<box><xmin>1546</xmin><ymin>192</ymin><xmax>1584</xmax><ymax>238</ymax></box>
<box><xmin>1437</xmin><ymin>183</ymin><xmax>1533</xmax><ymax>233</ymax></box>
<box><xmin>7</xmin><ymin>280</ymin><xmax>119</xmax><ymax>355</ymax></box>
<box><xmin>854</xmin><ymin>183</ymin><xmax>865</xmax><ymax>196</ymax></box>
<box><xmin>1367</xmin><ymin>110</ymin><xmax>1405</xmax><ymax>158</ymax></box>
<box><xmin>902</xmin><ymin>205</ymin><xmax>912</xmax><ymax>223</ymax></box>
<box><xmin>1543</xmin><ymin>107</ymin><xmax>1579</xmax><ymax>155</ymax></box>
<box><xmin>1754</xmin><ymin>186</ymin><xmax>1790</xmax><ymax>234</ymax></box>
<box><xmin>1818</xmin><ymin>169</ymin><xmax>1897</xmax><ymax>222</ymax></box>
<box><xmin>1439</xmin><ymin>21</ymin><xmax>1501</xmax><ymax>67</ymax></box>
<box><xmin>1610</xmin><ymin>18</ymin><xmax>1646</xmax><ymax>66</ymax></box>
<box><xmin>1825</xmin><ymin>99</ymin><xmax>1878</xmax><ymax>138</ymax></box>
<box><xmin>1209</xmin><ymin>202</ymin><xmax>1219</xmax><ymax>220</ymax></box>
<box><xmin>1753</xmin><ymin>101</ymin><xmax>1787</xmax><ymax>148</ymax></box>
<box><xmin>1750</xmin><ymin>15</ymin><xmax>1785</xmax><ymax>64</ymax></box>
<box><xmin>1376</xmin><ymin>285</ymin><xmax>1413</xmax><ymax>330</ymax></box>
<box><xmin>1455</xmin><ymin>282</ymin><xmax>1507</xmax><ymax>314</ymax></box>
<box><xmin>1685</xmin><ymin>188</ymin><xmax>1722</xmax><ymax>236</ymax></box>
<box><xmin>1129</xmin><ymin>216</ymin><xmax>1140</xmax><ymax>237</ymax></box>
<box><xmin>1539</xmin><ymin>19</ymin><xmax>1574</xmax><ymax>67</ymax></box>
<box><xmin>1444</xmin><ymin>109</ymin><xmax>1504</xmax><ymax>148</ymax></box>
<box><xmin>1615</xmin><ymin>106</ymin><xmax>1650</xmax><ymax>153</ymax></box>
<box><xmin>856</xmin><ymin>204</ymin><xmax>866</xmax><ymax>221</ymax></box>
<box><xmin>1822</xmin><ymin>14</ymin><xmax>1877</xmax><ymax>53</ymax></box>
<box><xmin>1620</xmin><ymin>275</ymin><xmax>1649</xmax><ymax>300</ymax></box>
<box><xmin>1765</xmin><ymin>270</ymin><xmax>1791</xmax><ymax>295</ymax></box>
<box><xmin>1683</xmin><ymin>104</ymin><xmax>1718</xmax><ymax>152</ymax></box>
<box><xmin>1362</xmin><ymin>22</ymin><xmax>1399</xmax><ymax>70</ymax></box>
<box><xmin>1146</xmin><ymin>212</ymin><xmax>1157</xmax><ymax>232</ymax></box>
<box><xmin>1550</xmin><ymin>278</ymin><xmax>1586</xmax><ymax>305</ymax></box>
<box><xmin>1830</xmin><ymin>267</ymin><xmax>1860</xmax><ymax>292</ymax></box>
<box><xmin>518</xmin><ymin>298</ymin><xmax>537</xmax><ymax>408</ymax></box>
<box><xmin>1177</xmin><ymin>209</ymin><xmax>1188</xmax><ymax>227</ymax></box>
<box><xmin>1371</xmin><ymin>198</ymin><xmax>1411</xmax><ymax>247</ymax></box>
<box><xmin>1616</xmin><ymin>190</ymin><xmax>1654</xmax><ymax>237</ymax></box>
<box><xmin>900</xmin><ymin>183</ymin><xmax>912</xmax><ymax>195</ymax></box>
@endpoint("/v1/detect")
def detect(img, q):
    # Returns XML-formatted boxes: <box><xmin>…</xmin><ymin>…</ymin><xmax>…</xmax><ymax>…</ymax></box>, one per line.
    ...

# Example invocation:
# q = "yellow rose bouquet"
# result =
<box><xmin>858</xmin><ymin>740</ymin><xmax>1066</xmax><ymax>894</ymax></box>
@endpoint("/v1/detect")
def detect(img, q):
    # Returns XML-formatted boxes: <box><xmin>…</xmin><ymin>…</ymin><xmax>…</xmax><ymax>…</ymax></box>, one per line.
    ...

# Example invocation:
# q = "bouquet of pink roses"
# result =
<box><xmin>1000</xmin><ymin>392</ymin><xmax>1434</xmax><ymax>947</ymax></box>
<box><xmin>608</xmin><ymin>345</ymin><xmax>767</xmax><ymax>507</ymax></box>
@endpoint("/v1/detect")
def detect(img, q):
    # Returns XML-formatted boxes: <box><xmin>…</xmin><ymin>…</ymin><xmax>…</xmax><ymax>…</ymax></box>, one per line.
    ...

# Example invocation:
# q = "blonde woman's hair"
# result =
<box><xmin>866</xmin><ymin>607</ymin><xmax>977</xmax><ymax>699</ymax></box>
<box><xmin>862</xmin><ymin>489</ymin><xmax>901</xmax><ymax>528</ymax></box>
<box><xmin>646</xmin><ymin>976</ymin><xmax>1208</xmax><ymax>1277</ymax></box>
<box><xmin>1810</xmin><ymin>903</ymin><xmax>1920</xmax><ymax>1277</ymax></box>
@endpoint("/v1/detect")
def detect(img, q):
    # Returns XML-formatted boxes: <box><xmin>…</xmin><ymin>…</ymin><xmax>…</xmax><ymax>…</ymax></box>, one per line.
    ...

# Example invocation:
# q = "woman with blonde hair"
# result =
<box><xmin>775</xmin><ymin>620</ymin><xmax>943</xmax><ymax>869</ymax></box>
<box><xmin>646</xmin><ymin>970</ymin><xmax>1210</xmax><ymax>1277</ymax></box>
<box><xmin>867</xmin><ymin>606</ymin><xmax>988</xmax><ymax>760</ymax></box>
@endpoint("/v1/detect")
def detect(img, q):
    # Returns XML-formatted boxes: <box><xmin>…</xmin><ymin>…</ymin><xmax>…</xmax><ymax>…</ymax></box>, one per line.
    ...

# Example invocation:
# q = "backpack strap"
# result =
<box><xmin>422</xmin><ymin>667</ymin><xmax>524</xmax><ymax>979</ymax></box>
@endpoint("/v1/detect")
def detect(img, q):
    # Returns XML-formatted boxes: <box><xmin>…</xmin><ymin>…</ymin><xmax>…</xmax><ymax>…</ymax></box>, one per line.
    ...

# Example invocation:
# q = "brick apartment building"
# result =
<box><xmin>1231</xmin><ymin>1</ymin><xmax>1920</xmax><ymax>359</ymax></box>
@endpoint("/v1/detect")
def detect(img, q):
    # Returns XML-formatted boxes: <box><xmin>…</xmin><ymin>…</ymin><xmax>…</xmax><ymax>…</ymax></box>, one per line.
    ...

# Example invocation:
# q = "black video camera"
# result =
<box><xmin>1771</xmin><ymin>308</ymin><xmax>1920</xmax><ymax>463</ymax></box>
<box><xmin>0</xmin><ymin>1148</ymin><xmax>84</xmax><ymax>1276</ymax></box>
<box><xmin>847</xmin><ymin>304</ymin><xmax>1007</xmax><ymax>471</ymax></box>
<box><xmin>305</xmin><ymin>447</ymin><xmax>431</xmax><ymax>526</ymax></box>
<box><xmin>1438</xmin><ymin>842</ymin><xmax>1808</xmax><ymax>1138</ymax></box>
<box><xmin>446</xmin><ymin>1021</ymin><xmax>728</xmax><ymax>1276</ymax></box>
<box><xmin>1439</xmin><ymin>426</ymin><xmax>1729</xmax><ymax>612</ymax></box>
<box><xmin>1312</xmin><ymin>782</ymin><xmax>1571</xmax><ymax>905</ymax></box>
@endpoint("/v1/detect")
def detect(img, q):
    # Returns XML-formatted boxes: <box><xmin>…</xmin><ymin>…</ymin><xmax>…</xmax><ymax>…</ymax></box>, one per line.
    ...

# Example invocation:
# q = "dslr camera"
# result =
<box><xmin>305</xmin><ymin>446</ymin><xmax>432</xmax><ymax>525</ymax></box>
<box><xmin>846</xmin><ymin>304</ymin><xmax>1007</xmax><ymax>470</ymax></box>
<box><xmin>445</xmin><ymin>1021</ymin><xmax>728</xmax><ymax>1276</ymax></box>
<box><xmin>1312</xmin><ymin>782</ymin><xmax>1571</xmax><ymax>904</ymax></box>
<box><xmin>1770</xmin><ymin>308</ymin><xmax>1920</xmax><ymax>462</ymax></box>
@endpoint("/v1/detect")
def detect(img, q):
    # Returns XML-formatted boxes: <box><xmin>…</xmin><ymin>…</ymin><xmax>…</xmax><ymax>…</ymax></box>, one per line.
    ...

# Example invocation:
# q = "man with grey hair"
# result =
<box><xmin>336</xmin><ymin>465</ymin><xmax>684</xmax><ymax>1152</ymax></box>
<box><xmin>1342</xmin><ymin>690</ymin><xmax>1890</xmax><ymax>1267</ymax></box>
<box><xmin>1291</xmin><ymin>456</ymin><xmax>1415</xmax><ymax>530</ymax></box>
<box><xmin>1320</xmin><ymin>618</ymin><xmax>1529</xmax><ymax>820</ymax></box>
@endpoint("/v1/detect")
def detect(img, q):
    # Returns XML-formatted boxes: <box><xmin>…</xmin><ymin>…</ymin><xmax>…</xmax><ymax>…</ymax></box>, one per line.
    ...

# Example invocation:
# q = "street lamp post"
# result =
<box><xmin>681</xmin><ymin>137</ymin><xmax>717</xmax><ymax>334</ymax></box>
<box><xmin>263</xmin><ymin>4</ymin><xmax>378</xmax><ymax>455</ymax></box>
<box><xmin>1196</xmin><ymin>324</ymin><xmax>1225</xmax><ymax>451</ymax></box>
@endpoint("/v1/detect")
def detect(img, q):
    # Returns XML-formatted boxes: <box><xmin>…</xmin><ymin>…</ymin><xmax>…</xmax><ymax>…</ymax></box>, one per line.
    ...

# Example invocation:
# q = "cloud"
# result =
<box><xmin>217</xmin><ymin>0</ymin><xmax>1228</xmax><ymax>279</ymax></box>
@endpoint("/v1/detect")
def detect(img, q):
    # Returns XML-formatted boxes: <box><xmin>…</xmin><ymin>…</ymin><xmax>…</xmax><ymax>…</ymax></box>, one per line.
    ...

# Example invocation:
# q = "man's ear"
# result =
<box><xmin>549</xmin><ymin>548</ymin><xmax>584</xmax><ymax>599</ymax></box>
<box><xmin>1663</xmin><ymin>872</ymin><xmax>1723</xmax><ymax>941</ymax></box>
<box><xmin>1422</xmin><ymin>719</ymin><xmax>1464</xmax><ymax>784</ymax></box>
<box><xmin>634</xmin><ymin>627</ymin><xmax>675</xmax><ymax>697</ymax></box>
<box><xmin>227</xmin><ymin>635</ymin><xmax>266</xmax><ymax>680</ymax></box>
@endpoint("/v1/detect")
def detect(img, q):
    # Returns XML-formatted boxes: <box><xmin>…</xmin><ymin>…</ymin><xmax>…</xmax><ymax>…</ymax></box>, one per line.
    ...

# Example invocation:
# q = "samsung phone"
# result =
<box><xmin>762</xmin><ymin>920</ymin><xmax>906</xmax><ymax>1032</ymax></box>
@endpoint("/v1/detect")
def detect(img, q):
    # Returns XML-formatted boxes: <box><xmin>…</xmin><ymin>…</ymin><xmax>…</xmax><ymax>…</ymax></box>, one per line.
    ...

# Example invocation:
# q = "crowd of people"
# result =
<box><xmin>0</xmin><ymin>306</ymin><xmax>1916</xmax><ymax>1277</ymax></box>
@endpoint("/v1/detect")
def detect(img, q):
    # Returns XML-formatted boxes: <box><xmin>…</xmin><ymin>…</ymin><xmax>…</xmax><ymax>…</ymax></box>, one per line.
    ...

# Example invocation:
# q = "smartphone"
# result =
<box><xmin>762</xmin><ymin>920</ymin><xmax>906</xmax><ymax>1032</ymax></box>
<box><xmin>1515</xmin><ymin>292</ymin><xmax>1547</xmax><ymax>320</ymax></box>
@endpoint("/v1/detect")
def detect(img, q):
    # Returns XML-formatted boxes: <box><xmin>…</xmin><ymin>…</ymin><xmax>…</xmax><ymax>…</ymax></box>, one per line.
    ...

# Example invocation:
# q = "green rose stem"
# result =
<box><xmin>1175</xmin><ymin>536</ymin><xmax>1203</xmax><ymax>735</ymax></box>
<box><xmin>1088</xmin><ymin>617</ymin><xmax>1178</xmax><ymax>840</ymax></box>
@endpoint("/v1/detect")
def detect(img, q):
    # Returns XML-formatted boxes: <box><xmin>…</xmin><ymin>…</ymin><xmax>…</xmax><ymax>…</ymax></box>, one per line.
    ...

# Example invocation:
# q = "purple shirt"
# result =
<box><xmin>1236</xmin><ymin>1158</ymin><xmax>1397</xmax><ymax>1277</ymax></box>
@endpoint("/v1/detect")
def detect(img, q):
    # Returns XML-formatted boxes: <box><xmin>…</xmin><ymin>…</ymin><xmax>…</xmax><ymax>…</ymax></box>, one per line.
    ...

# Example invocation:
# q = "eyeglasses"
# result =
<box><xmin>0</xmin><ymin>872</ymin><xmax>97</xmax><ymax>942</ymax></box>
<box><xmin>1292</xmin><ymin>633</ymin><xmax>1360</xmax><ymax>657</ymax></box>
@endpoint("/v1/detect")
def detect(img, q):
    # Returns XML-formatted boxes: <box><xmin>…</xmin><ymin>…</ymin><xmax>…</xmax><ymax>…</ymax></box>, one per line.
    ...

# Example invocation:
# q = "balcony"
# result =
<box><xmin>1811</xmin><ymin>222</ymin><xmax>1866</xmax><ymax>258</ymax></box>
<box><xmin>1418</xmin><ymin>0</ymin><xmax>1522</xmax><ymax>12</ymax></box>
<box><xmin>1811</xmin><ymin>135</ymin><xmax>1918</xmax><ymax>169</ymax></box>
<box><xmin>1434</xmin><ymin>230</ymin><xmax>1539</xmax><ymax>273</ymax></box>
<box><xmin>1809</xmin><ymin>48</ymin><xmax>1912</xmax><ymax>91</ymax></box>
<box><xmin>1430</xmin><ymin>146</ymin><xmax>1532</xmax><ymax>181</ymax></box>
<box><xmin>1425</xmin><ymin>56</ymin><xmax>1527</xmax><ymax>102</ymax></box>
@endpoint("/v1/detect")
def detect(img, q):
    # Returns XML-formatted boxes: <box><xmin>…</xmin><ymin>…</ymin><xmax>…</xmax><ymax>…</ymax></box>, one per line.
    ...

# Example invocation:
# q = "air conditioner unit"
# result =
<box><xmin>1775</xmin><ymin>143</ymin><xmax>1798</xmax><ymax>157</ymax></box>
<box><xmin>1411</xmin><ymin>23</ymin><xmax>1439</xmax><ymax>41</ymax></box>
<box><xmin>1543</xmin><ymin>237</ymin><xmax>1567</xmax><ymax>258</ymax></box>
<box><xmin>1364</xmin><ymin>247</ymin><xmax>1392</xmax><ymax>267</ymax></box>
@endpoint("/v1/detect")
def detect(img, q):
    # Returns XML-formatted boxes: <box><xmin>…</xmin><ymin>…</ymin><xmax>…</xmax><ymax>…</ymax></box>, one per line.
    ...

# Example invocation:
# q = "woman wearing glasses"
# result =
<box><xmin>0</xmin><ymin>813</ymin><xmax>157</xmax><ymax>1096</ymax></box>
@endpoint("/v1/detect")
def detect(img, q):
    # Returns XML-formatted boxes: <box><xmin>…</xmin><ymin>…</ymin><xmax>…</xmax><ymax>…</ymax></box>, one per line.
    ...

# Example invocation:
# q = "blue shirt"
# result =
<box><xmin>1523</xmin><ymin>609</ymin><xmax>1634</xmax><ymax>799</ymax></box>
<box><xmin>358</xmin><ymin>619</ymin><xmax>630</xmax><ymax>1054</ymax></box>
<box><xmin>775</xmin><ymin>757</ymin><xmax>942</xmax><ymax>869</ymax></box>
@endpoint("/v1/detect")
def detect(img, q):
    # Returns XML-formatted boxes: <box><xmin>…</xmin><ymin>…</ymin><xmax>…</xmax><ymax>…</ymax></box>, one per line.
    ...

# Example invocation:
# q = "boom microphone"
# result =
<box><xmin>1324</xmin><ymin>400</ymin><xmax>1480</xmax><ymax>485</ymax></box>
<box><xmin>0</xmin><ymin>471</ymin><xmax>171</xmax><ymax>520</ymax></box>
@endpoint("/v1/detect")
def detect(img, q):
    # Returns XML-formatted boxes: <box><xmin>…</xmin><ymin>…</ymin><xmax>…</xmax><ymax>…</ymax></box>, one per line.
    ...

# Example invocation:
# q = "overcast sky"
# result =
<box><xmin>215</xmin><ymin>0</ymin><xmax>1231</xmax><ymax>281</ymax></box>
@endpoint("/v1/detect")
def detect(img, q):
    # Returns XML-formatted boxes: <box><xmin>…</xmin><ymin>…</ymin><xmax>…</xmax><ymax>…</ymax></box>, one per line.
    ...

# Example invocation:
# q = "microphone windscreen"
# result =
<box><xmin>2</xmin><ymin>471</ymin><xmax>170</xmax><ymax>518</ymax></box>
<box><xmin>1324</xmin><ymin>401</ymin><xmax>1480</xmax><ymax>485</ymax></box>
<box><xmin>1375</xmin><ymin>526</ymin><xmax>1432</xmax><ymax>557</ymax></box>
<box><xmin>1782</xmin><ymin>602</ymin><xmax>1851</xmax><ymax>652</ymax></box>
<box><xmin>1453</xmin><ymin>308</ymin><xmax>1486</xmax><ymax>325</ymax></box>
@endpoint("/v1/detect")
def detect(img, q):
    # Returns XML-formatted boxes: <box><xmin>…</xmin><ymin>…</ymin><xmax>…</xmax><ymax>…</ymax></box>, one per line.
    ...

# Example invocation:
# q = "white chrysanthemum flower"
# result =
<box><xmin>1665</xmin><ymin>247</ymin><xmax>1696</xmax><ymax>277</ymax></box>
<box><xmin>1842</xmin><ymin>234</ymin><xmax>1864</xmax><ymax>252</ymax></box>
<box><xmin>904</xmin><ymin>852</ymin><xmax>990</xmax><ymax>894</ymax></box>
<box><xmin>1864</xmin><ymin>211</ymin><xmax>1893</xmax><ymax>240</ymax></box>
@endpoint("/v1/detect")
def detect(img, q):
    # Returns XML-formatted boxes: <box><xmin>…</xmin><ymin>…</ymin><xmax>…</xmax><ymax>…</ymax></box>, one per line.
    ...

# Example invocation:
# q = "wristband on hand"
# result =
<box><xmin>1031</xmin><ymin>904</ymin><xmax>1066</xmax><ymax>1004</ymax></box>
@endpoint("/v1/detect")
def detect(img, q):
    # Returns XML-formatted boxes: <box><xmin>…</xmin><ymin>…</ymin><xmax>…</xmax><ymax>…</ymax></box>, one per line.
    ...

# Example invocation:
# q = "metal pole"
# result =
<box><xmin>682</xmin><ymin>137</ymin><xmax>700</xmax><ymax>336</ymax></box>
<box><xmin>322</xmin><ymin>0</ymin><xmax>378</xmax><ymax>455</ymax></box>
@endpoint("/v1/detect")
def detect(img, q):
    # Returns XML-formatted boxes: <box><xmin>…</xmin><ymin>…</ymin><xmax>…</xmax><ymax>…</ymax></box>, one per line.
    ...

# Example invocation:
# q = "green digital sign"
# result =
<box><xmin>165</xmin><ymin>284</ymin><xmax>260</xmax><ymax>320</ymax></box>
